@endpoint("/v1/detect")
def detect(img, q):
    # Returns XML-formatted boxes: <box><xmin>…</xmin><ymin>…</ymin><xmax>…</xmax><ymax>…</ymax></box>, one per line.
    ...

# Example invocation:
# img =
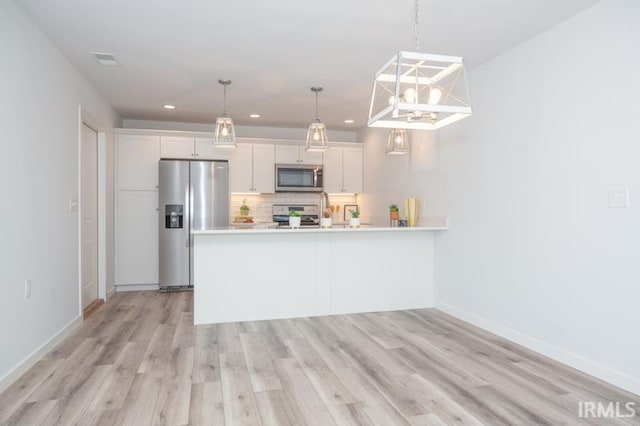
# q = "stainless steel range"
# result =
<box><xmin>272</xmin><ymin>204</ymin><xmax>319</xmax><ymax>228</ymax></box>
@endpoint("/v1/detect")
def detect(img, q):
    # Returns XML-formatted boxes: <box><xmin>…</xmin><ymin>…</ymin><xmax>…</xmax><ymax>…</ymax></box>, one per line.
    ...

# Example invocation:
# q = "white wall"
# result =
<box><xmin>0</xmin><ymin>1</ymin><xmax>119</xmax><ymax>386</ymax></box>
<box><xmin>358</xmin><ymin>128</ymin><xmax>440</xmax><ymax>226</ymax></box>
<box><xmin>432</xmin><ymin>0</ymin><xmax>640</xmax><ymax>394</ymax></box>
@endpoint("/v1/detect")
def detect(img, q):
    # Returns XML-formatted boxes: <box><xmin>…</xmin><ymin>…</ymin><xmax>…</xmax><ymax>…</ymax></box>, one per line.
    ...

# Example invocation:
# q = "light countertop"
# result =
<box><xmin>192</xmin><ymin>224</ymin><xmax>448</xmax><ymax>235</ymax></box>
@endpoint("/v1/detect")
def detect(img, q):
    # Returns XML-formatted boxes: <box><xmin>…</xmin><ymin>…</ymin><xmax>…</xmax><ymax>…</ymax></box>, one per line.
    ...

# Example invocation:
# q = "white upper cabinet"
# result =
<box><xmin>275</xmin><ymin>144</ymin><xmax>322</xmax><ymax>165</ymax></box>
<box><xmin>117</xmin><ymin>134</ymin><xmax>160</xmax><ymax>189</ymax></box>
<box><xmin>301</xmin><ymin>149</ymin><xmax>323</xmax><ymax>165</ymax></box>
<box><xmin>253</xmin><ymin>145</ymin><xmax>276</xmax><ymax>193</ymax></box>
<box><xmin>322</xmin><ymin>148</ymin><xmax>343</xmax><ymax>193</ymax></box>
<box><xmin>275</xmin><ymin>145</ymin><xmax>299</xmax><ymax>164</ymax></box>
<box><xmin>229</xmin><ymin>144</ymin><xmax>253</xmax><ymax>193</ymax></box>
<box><xmin>323</xmin><ymin>146</ymin><xmax>363</xmax><ymax>194</ymax></box>
<box><xmin>160</xmin><ymin>136</ymin><xmax>193</xmax><ymax>159</ymax></box>
<box><xmin>195</xmin><ymin>137</ymin><xmax>234</xmax><ymax>160</ymax></box>
<box><xmin>160</xmin><ymin>136</ymin><xmax>233</xmax><ymax>160</ymax></box>
<box><xmin>229</xmin><ymin>144</ymin><xmax>275</xmax><ymax>193</ymax></box>
<box><xmin>342</xmin><ymin>147</ymin><xmax>364</xmax><ymax>194</ymax></box>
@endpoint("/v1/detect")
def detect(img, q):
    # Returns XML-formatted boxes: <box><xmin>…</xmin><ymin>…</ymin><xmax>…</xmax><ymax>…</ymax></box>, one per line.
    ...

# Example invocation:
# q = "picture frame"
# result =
<box><xmin>343</xmin><ymin>204</ymin><xmax>359</xmax><ymax>221</ymax></box>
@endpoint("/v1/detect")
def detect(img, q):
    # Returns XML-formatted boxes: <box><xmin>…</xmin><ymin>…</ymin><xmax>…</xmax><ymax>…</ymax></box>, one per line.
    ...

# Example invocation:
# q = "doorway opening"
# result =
<box><xmin>79</xmin><ymin>107</ymin><xmax>108</xmax><ymax>319</ymax></box>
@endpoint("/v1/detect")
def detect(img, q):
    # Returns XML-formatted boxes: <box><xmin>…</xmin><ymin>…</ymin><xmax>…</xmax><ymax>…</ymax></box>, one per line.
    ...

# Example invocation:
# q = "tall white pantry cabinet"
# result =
<box><xmin>115</xmin><ymin>134</ymin><xmax>160</xmax><ymax>289</ymax></box>
<box><xmin>115</xmin><ymin>130</ymin><xmax>363</xmax><ymax>289</ymax></box>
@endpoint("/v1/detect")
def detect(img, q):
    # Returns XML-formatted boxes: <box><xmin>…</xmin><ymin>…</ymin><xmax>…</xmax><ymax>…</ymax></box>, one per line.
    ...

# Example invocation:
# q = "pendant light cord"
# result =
<box><xmin>223</xmin><ymin>83</ymin><xmax>227</xmax><ymax>115</ymax></box>
<box><xmin>218</xmin><ymin>79</ymin><xmax>231</xmax><ymax>116</ymax></box>
<box><xmin>414</xmin><ymin>0</ymin><xmax>420</xmax><ymax>52</ymax></box>
<box><xmin>310</xmin><ymin>87</ymin><xmax>323</xmax><ymax>122</ymax></box>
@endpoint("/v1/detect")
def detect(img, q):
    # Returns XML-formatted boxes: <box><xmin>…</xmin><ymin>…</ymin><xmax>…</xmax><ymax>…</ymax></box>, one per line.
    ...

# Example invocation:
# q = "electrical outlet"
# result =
<box><xmin>609</xmin><ymin>187</ymin><xmax>629</xmax><ymax>208</ymax></box>
<box><xmin>25</xmin><ymin>280</ymin><xmax>31</xmax><ymax>299</ymax></box>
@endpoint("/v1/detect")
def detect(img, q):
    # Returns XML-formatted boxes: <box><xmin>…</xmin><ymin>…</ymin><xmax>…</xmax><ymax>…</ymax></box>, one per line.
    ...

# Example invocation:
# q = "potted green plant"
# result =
<box><xmin>321</xmin><ymin>209</ymin><xmax>332</xmax><ymax>228</ymax></box>
<box><xmin>349</xmin><ymin>209</ymin><xmax>361</xmax><ymax>228</ymax></box>
<box><xmin>288</xmin><ymin>210</ymin><xmax>302</xmax><ymax>228</ymax></box>
<box><xmin>389</xmin><ymin>204</ymin><xmax>400</xmax><ymax>220</ymax></box>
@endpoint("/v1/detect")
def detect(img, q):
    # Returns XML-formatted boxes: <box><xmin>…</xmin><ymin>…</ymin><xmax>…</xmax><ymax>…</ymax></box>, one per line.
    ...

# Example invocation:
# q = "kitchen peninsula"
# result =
<box><xmin>192</xmin><ymin>222</ymin><xmax>447</xmax><ymax>325</ymax></box>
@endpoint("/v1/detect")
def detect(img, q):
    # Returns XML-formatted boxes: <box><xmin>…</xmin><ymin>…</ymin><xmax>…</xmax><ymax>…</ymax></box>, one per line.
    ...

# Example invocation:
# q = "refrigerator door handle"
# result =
<box><xmin>184</xmin><ymin>180</ymin><xmax>190</xmax><ymax>248</ymax></box>
<box><xmin>188</xmin><ymin>180</ymin><xmax>194</xmax><ymax>248</ymax></box>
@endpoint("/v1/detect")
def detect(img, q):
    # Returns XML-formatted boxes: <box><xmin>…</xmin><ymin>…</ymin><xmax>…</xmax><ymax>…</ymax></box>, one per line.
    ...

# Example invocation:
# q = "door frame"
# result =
<box><xmin>78</xmin><ymin>106</ymin><xmax>107</xmax><ymax>314</ymax></box>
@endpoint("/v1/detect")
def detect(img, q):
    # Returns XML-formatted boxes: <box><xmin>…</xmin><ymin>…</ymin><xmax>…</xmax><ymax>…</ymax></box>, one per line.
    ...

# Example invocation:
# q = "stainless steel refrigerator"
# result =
<box><xmin>159</xmin><ymin>160</ymin><xmax>229</xmax><ymax>290</ymax></box>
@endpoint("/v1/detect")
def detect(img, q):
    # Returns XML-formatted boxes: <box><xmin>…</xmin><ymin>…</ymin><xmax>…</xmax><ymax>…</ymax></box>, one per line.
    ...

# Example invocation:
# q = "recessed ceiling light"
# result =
<box><xmin>344</xmin><ymin>119</ymin><xmax>355</xmax><ymax>124</ymax></box>
<box><xmin>163</xmin><ymin>104</ymin><xmax>176</xmax><ymax>110</ymax></box>
<box><xmin>90</xmin><ymin>52</ymin><xmax>119</xmax><ymax>66</ymax></box>
<box><xmin>249</xmin><ymin>114</ymin><xmax>261</xmax><ymax>118</ymax></box>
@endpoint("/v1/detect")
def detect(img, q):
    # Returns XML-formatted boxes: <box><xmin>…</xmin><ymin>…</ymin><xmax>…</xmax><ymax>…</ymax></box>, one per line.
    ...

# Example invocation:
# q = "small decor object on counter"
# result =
<box><xmin>239</xmin><ymin>199</ymin><xmax>250</xmax><ymax>217</ymax></box>
<box><xmin>233</xmin><ymin>216</ymin><xmax>254</xmax><ymax>224</ymax></box>
<box><xmin>349</xmin><ymin>209</ymin><xmax>361</xmax><ymax>228</ymax></box>
<box><xmin>288</xmin><ymin>210</ymin><xmax>302</xmax><ymax>229</ymax></box>
<box><xmin>321</xmin><ymin>209</ymin><xmax>332</xmax><ymax>228</ymax></box>
<box><xmin>344</xmin><ymin>204</ymin><xmax>359</xmax><ymax>222</ymax></box>
<box><xmin>233</xmin><ymin>198</ymin><xmax>253</xmax><ymax>224</ymax></box>
<box><xmin>404</xmin><ymin>197</ymin><xmax>418</xmax><ymax>227</ymax></box>
<box><xmin>332</xmin><ymin>204</ymin><xmax>340</xmax><ymax>222</ymax></box>
<box><xmin>389</xmin><ymin>204</ymin><xmax>400</xmax><ymax>227</ymax></box>
<box><xmin>398</xmin><ymin>219</ymin><xmax>408</xmax><ymax>227</ymax></box>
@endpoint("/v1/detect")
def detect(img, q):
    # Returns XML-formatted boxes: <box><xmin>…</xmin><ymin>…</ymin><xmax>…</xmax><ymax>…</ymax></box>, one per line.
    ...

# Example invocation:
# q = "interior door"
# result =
<box><xmin>81</xmin><ymin>123</ymin><xmax>98</xmax><ymax>309</ymax></box>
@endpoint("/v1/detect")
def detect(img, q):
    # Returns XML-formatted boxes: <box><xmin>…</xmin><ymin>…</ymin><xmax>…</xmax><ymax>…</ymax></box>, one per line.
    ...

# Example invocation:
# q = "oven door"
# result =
<box><xmin>275</xmin><ymin>164</ymin><xmax>323</xmax><ymax>192</ymax></box>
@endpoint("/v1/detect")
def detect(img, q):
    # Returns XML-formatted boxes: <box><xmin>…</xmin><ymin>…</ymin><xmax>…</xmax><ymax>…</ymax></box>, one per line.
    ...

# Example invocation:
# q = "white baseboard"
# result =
<box><xmin>435</xmin><ymin>302</ymin><xmax>640</xmax><ymax>396</ymax></box>
<box><xmin>0</xmin><ymin>315</ymin><xmax>82</xmax><ymax>393</ymax></box>
<box><xmin>106</xmin><ymin>285</ymin><xmax>116</xmax><ymax>299</ymax></box>
<box><xmin>115</xmin><ymin>283</ymin><xmax>159</xmax><ymax>292</ymax></box>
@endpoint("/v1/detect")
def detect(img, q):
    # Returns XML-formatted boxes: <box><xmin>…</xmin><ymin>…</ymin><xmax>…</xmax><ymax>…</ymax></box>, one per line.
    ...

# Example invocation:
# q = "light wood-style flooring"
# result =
<box><xmin>0</xmin><ymin>291</ymin><xmax>638</xmax><ymax>425</ymax></box>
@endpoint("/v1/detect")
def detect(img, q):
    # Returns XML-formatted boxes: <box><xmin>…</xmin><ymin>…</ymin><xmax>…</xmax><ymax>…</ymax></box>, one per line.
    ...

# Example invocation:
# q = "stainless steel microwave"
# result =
<box><xmin>275</xmin><ymin>164</ymin><xmax>323</xmax><ymax>192</ymax></box>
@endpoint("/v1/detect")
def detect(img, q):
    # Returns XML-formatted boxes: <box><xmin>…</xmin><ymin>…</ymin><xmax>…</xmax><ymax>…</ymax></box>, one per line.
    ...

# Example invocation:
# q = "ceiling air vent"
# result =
<box><xmin>90</xmin><ymin>52</ymin><xmax>119</xmax><ymax>66</ymax></box>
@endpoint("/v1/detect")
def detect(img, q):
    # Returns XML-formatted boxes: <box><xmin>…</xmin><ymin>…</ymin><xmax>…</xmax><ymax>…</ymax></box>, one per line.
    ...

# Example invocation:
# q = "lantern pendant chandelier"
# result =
<box><xmin>305</xmin><ymin>86</ymin><xmax>329</xmax><ymax>152</ymax></box>
<box><xmin>386</xmin><ymin>128</ymin><xmax>410</xmax><ymax>155</ymax></box>
<box><xmin>213</xmin><ymin>79</ymin><xmax>236</xmax><ymax>148</ymax></box>
<box><xmin>368</xmin><ymin>0</ymin><xmax>472</xmax><ymax>131</ymax></box>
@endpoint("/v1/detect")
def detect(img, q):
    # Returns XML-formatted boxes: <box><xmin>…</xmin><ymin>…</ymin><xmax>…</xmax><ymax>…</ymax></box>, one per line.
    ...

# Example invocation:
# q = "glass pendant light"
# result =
<box><xmin>213</xmin><ymin>79</ymin><xmax>236</xmax><ymax>148</ymax></box>
<box><xmin>386</xmin><ymin>128</ymin><xmax>410</xmax><ymax>155</ymax></box>
<box><xmin>305</xmin><ymin>87</ymin><xmax>329</xmax><ymax>152</ymax></box>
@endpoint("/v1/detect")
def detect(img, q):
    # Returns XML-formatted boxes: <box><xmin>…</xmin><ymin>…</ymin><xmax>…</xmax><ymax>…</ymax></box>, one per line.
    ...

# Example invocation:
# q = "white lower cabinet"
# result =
<box><xmin>116</xmin><ymin>190</ymin><xmax>159</xmax><ymax>286</ymax></box>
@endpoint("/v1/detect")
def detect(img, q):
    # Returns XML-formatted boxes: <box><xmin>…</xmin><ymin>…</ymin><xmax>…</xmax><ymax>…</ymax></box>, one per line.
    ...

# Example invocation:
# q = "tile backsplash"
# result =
<box><xmin>231</xmin><ymin>193</ymin><xmax>358</xmax><ymax>223</ymax></box>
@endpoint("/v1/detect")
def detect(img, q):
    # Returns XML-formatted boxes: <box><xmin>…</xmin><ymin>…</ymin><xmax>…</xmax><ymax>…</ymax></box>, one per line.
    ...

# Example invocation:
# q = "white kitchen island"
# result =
<box><xmin>192</xmin><ymin>223</ymin><xmax>447</xmax><ymax>325</ymax></box>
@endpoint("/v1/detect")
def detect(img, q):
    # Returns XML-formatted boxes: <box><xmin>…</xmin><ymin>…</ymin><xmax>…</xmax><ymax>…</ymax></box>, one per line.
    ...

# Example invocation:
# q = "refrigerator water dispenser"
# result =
<box><xmin>165</xmin><ymin>204</ymin><xmax>183</xmax><ymax>229</ymax></box>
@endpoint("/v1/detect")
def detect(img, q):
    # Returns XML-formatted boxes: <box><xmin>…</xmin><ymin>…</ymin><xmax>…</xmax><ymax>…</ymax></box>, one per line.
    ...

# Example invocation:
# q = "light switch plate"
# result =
<box><xmin>69</xmin><ymin>198</ymin><xmax>79</xmax><ymax>212</ymax></box>
<box><xmin>609</xmin><ymin>187</ymin><xmax>629</xmax><ymax>208</ymax></box>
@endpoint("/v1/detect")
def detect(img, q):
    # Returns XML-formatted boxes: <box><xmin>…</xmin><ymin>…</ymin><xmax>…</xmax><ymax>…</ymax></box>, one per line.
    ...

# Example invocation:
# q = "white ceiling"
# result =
<box><xmin>17</xmin><ymin>0</ymin><xmax>600</xmax><ymax>131</ymax></box>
